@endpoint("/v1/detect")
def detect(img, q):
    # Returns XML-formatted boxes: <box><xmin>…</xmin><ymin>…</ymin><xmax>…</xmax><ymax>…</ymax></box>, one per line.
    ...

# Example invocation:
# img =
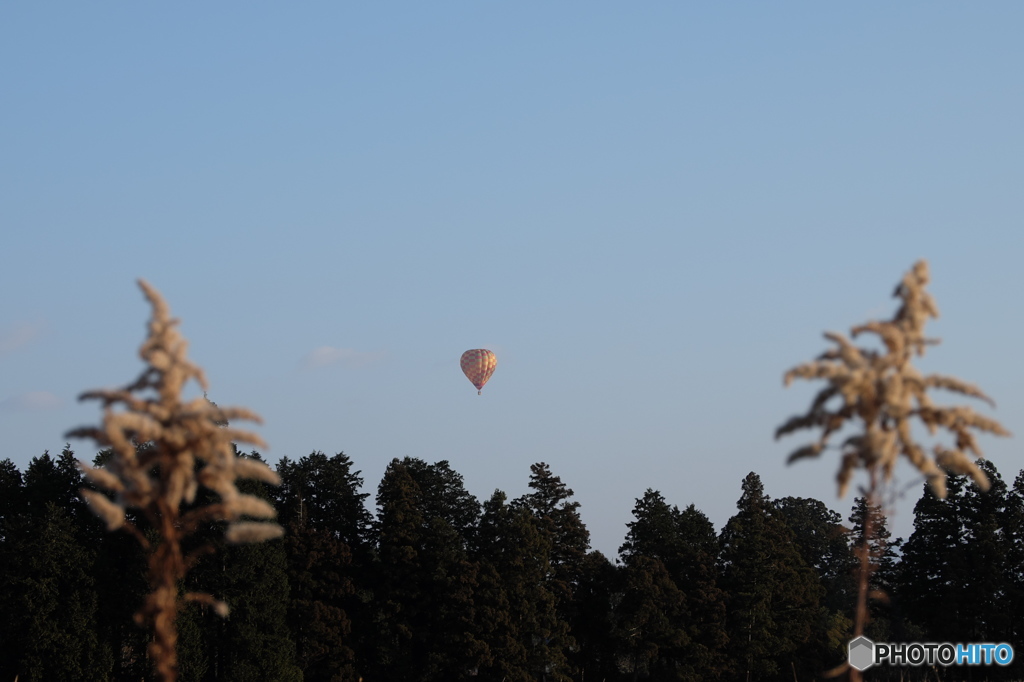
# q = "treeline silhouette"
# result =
<box><xmin>2</xmin><ymin>447</ymin><xmax>1023</xmax><ymax>682</ymax></box>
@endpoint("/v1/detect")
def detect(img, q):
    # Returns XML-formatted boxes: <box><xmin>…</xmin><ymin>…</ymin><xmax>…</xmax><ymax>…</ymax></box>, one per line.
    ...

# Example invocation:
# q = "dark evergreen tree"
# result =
<box><xmin>674</xmin><ymin>503</ymin><xmax>729</xmax><ymax>679</ymax></box>
<box><xmin>571</xmin><ymin>550</ymin><xmax>620</xmax><ymax>682</ymax></box>
<box><xmin>847</xmin><ymin>496</ymin><xmax>900</xmax><ymax>642</ymax></box>
<box><xmin>21</xmin><ymin>449</ymin><xmax>72</xmax><ymax>510</ymax></box>
<box><xmin>3</xmin><ymin>502</ymin><xmax>112</xmax><ymax>681</ymax></box>
<box><xmin>401</xmin><ymin>457</ymin><xmax>481</xmax><ymax>544</ymax></box>
<box><xmin>719</xmin><ymin>473</ymin><xmax>823</xmax><ymax>682</ymax></box>
<box><xmin>773</xmin><ymin>496</ymin><xmax>854</xmax><ymax>670</ymax></box>
<box><xmin>898</xmin><ymin>472</ymin><xmax>970</xmax><ymax>643</ymax></box>
<box><xmin>774</xmin><ymin>497</ymin><xmax>854</xmax><ymax>611</ymax></box>
<box><xmin>283</xmin><ymin>524</ymin><xmax>358</xmax><ymax>681</ymax></box>
<box><xmin>0</xmin><ymin>458</ymin><xmax>25</xmax><ymax>679</ymax></box>
<box><xmin>370</xmin><ymin>458</ymin><xmax>487</xmax><ymax>681</ymax></box>
<box><xmin>515</xmin><ymin>463</ymin><xmax>589</xmax><ymax>678</ymax></box>
<box><xmin>614</xmin><ymin>555</ymin><xmax>688</xmax><ymax>681</ymax></box>
<box><xmin>79</xmin><ymin>447</ymin><xmax>152</xmax><ymax>681</ymax></box>
<box><xmin>274</xmin><ymin>451</ymin><xmax>372</xmax><ymax>552</ymax></box>
<box><xmin>619</xmin><ymin>490</ymin><xmax>728</xmax><ymax>680</ymax></box>
<box><xmin>0</xmin><ymin>458</ymin><xmax>23</xmax><ymax>541</ymax></box>
<box><xmin>473</xmin><ymin>490</ymin><xmax>530</xmax><ymax>682</ymax></box>
<box><xmin>959</xmin><ymin>460</ymin><xmax>1013</xmax><ymax>643</ymax></box>
<box><xmin>274</xmin><ymin>451</ymin><xmax>370</xmax><ymax>681</ymax></box>
<box><xmin>216</xmin><ymin>538</ymin><xmax>301</xmax><ymax>681</ymax></box>
<box><xmin>470</xmin><ymin>556</ymin><xmax>522</xmax><ymax>682</ymax></box>
<box><xmin>620</xmin><ymin>489</ymin><xmax>685</xmax><ymax>564</ymax></box>
<box><xmin>418</xmin><ymin>516</ymin><xmax>488</xmax><ymax>680</ymax></box>
<box><xmin>184</xmin><ymin>453</ymin><xmax>301</xmax><ymax>682</ymax></box>
<box><xmin>400</xmin><ymin>457</ymin><xmax>487</xmax><ymax>680</ymax></box>
<box><xmin>900</xmin><ymin>461</ymin><xmax>1013</xmax><ymax>647</ymax></box>
<box><xmin>1003</xmin><ymin>470</ymin><xmax>1024</xmax><ymax>663</ymax></box>
<box><xmin>0</xmin><ymin>450</ymin><xmax>114</xmax><ymax>681</ymax></box>
<box><xmin>517</xmin><ymin>462</ymin><xmax>590</xmax><ymax>598</ymax></box>
<box><xmin>90</xmin><ymin>478</ymin><xmax>152</xmax><ymax>680</ymax></box>
<box><xmin>475</xmin><ymin>489</ymin><xmax>572</xmax><ymax>682</ymax></box>
<box><xmin>371</xmin><ymin>460</ymin><xmax>424</xmax><ymax>679</ymax></box>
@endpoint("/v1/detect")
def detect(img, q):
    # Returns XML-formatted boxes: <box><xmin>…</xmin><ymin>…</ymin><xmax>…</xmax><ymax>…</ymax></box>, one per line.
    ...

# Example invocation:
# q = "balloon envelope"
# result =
<box><xmin>461</xmin><ymin>349</ymin><xmax>497</xmax><ymax>394</ymax></box>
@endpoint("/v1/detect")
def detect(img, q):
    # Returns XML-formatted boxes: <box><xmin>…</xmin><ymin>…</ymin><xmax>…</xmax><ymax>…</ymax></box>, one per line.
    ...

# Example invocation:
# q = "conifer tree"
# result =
<box><xmin>24</xmin><ymin>448</ymin><xmax>92</xmax><ymax>533</ymax></box>
<box><xmin>274</xmin><ymin>451</ymin><xmax>370</xmax><ymax>681</ymax></box>
<box><xmin>719</xmin><ymin>473</ymin><xmax>823</xmax><ymax>682</ymax></box>
<box><xmin>3</xmin><ymin>502</ymin><xmax>112</xmax><ymax>681</ymax></box>
<box><xmin>0</xmin><ymin>450</ymin><xmax>114</xmax><ymax>680</ymax></box>
<box><xmin>614</xmin><ymin>555</ymin><xmax>688</xmax><ymax>681</ymax></box>
<box><xmin>418</xmin><ymin>516</ymin><xmax>488</xmax><ymax>680</ymax></box>
<box><xmin>959</xmin><ymin>460</ymin><xmax>1012</xmax><ymax>643</ymax></box>
<box><xmin>474</xmin><ymin>491</ymin><xmax>530</xmax><ymax>682</ymax></box>
<box><xmin>401</xmin><ymin>457</ymin><xmax>481</xmax><ymax>544</ymax></box>
<box><xmin>218</xmin><ymin>539</ymin><xmax>301</xmax><ymax>681</ymax></box>
<box><xmin>183</xmin><ymin>455</ymin><xmax>301</xmax><ymax>682</ymax></box>
<box><xmin>847</xmin><ymin>497</ymin><xmax>899</xmax><ymax>641</ymax></box>
<box><xmin>900</xmin><ymin>462</ymin><xmax>1013</xmax><ymax>645</ymax></box>
<box><xmin>571</xmin><ymin>550</ymin><xmax>620</xmax><ymax>682</ymax></box>
<box><xmin>515</xmin><ymin>463</ymin><xmax>589</xmax><ymax>677</ymax></box>
<box><xmin>518</xmin><ymin>462</ymin><xmax>590</xmax><ymax>597</ymax></box>
<box><xmin>0</xmin><ymin>458</ymin><xmax>22</xmax><ymax>536</ymax></box>
<box><xmin>674</xmin><ymin>503</ymin><xmax>729</xmax><ymax>679</ymax></box>
<box><xmin>773</xmin><ymin>496</ymin><xmax>855</xmax><ymax>668</ymax></box>
<box><xmin>897</xmin><ymin>473</ymin><xmax>967</xmax><ymax>642</ymax></box>
<box><xmin>370</xmin><ymin>460</ymin><xmax>425</xmax><ymax>679</ymax></box>
<box><xmin>402</xmin><ymin>457</ymin><xmax>487</xmax><ymax>679</ymax></box>
<box><xmin>476</xmin><ymin>489</ymin><xmax>572</xmax><ymax>682</ymax></box>
<box><xmin>371</xmin><ymin>458</ymin><xmax>487</xmax><ymax>681</ymax></box>
<box><xmin>1003</xmin><ymin>470</ymin><xmax>1024</xmax><ymax>657</ymax></box>
<box><xmin>274</xmin><ymin>451</ymin><xmax>372</xmax><ymax>552</ymax></box>
<box><xmin>774</xmin><ymin>497</ymin><xmax>853</xmax><ymax>605</ymax></box>
<box><xmin>620</xmin><ymin>490</ymin><xmax>728</xmax><ymax>679</ymax></box>
<box><xmin>89</xmin><ymin>450</ymin><xmax>151</xmax><ymax>681</ymax></box>
<box><xmin>283</xmin><ymin>523</ymin><xmax>358</xmax><ymax>681</ymax></box>
<box><xmin>620</xmin><ymin>489</ymin><xmax>684</xmax><ymax>564</ymax></box>
<box><xmin>0</xmin><ymin>458</ymin><xmax>24</xmax><ymax>680</ymax></box>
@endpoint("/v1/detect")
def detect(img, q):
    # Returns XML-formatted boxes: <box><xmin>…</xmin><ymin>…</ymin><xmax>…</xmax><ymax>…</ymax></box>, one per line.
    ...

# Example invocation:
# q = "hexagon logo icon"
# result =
<box><xmin>848</xmin><ymin>636</ymin><xmax>875</xmax><ymax>672</ymax></box>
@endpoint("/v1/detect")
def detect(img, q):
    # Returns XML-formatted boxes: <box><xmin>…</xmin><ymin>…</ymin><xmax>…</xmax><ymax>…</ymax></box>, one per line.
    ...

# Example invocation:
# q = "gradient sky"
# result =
<box><xmin>2</xmin><ymin>3</ymin><xmax>1022</xmax><ymax>557</ymax></box>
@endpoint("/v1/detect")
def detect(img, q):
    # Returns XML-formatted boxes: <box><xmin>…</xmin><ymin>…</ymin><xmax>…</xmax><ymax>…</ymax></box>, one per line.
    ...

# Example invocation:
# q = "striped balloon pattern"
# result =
<box><xmin>460</xmin><ymin>349</ymin><xmax>497</xmax><ymax>395</ymax></box>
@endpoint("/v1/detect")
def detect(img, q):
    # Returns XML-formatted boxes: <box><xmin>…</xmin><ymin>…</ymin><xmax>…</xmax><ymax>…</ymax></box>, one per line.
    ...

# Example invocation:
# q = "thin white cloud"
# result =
<box><xmin>0</xmin><ymin>321</ymin><xmax>45</xmax><ymax>357</ymax></box>
<box><xmin>301</xmin><ymin>346</ymin><xmax>385</xmax><ymax>370</ymax></box>
<box><xmin>0</xmin><ymin>390</ymin><xmax>63</xmax><ymax>411</ymax></box>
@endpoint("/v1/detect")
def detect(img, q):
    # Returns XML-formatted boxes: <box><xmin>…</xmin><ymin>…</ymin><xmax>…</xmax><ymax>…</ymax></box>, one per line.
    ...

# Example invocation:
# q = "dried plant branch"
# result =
<box><xmin>777</xmin><ymin>260</ymin><xmax>1009</xmax><ymax>499</ymax></box>
<box><xmin>67</xmin><ymin>279</ymin><xmax>283</xmax><ymax>682</ymax></box>
<box><xmin>777</xmin><ymin>260</ymin><xmax>1011</xmax><ymax>677</ymax></box>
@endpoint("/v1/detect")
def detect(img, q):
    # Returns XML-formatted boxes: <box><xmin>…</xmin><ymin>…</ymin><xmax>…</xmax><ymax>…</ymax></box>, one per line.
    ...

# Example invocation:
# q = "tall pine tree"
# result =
<box><xmin>370</xmin><ymin>458</ymin><xmax>487</xmax><ymax>681</ymax></box>
<box><xmin>899</xmin><ymin>461</ymin><xmax>1013</xmax><ymax>646</ymax></box>
<box><xmin>0</xmin><ymin>451</ymin><xmax>112</xmax><ymax>680</ymax></box>
<box><xmin>847</xmin><ymin>497</ymin><xmax>900</xmax><ymax>642</ymax></box>
<box><xmin>182</xmin><ymin>452</ymin><xmax>301</xmax><ymax>682</ymax></box>
<box><xmin>719</xmin><ymin>473</ymin><xmax>823</xmax><ymax>682</ymax></box>
<box><xmin>515</xmin><ymin>462</ymin><xmax>589</xmax><ymax>678</ymax></box>
<box><xmin>476</xmin><ymin>488</ymin><xmax>572</xmax><ymax>682</ymax></box>
<box><xmin>274</xmin><ymin>451</ymin><xmax>371</xmax><ymax>681</ymax></box>
<box><xmin>619</xmin><ymin>490</ymin><xmax>727</xmax><ymax>680</ymax></box>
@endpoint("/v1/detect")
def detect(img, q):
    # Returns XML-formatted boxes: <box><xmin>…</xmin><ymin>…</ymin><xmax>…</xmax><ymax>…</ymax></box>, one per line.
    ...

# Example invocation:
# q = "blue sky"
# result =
<box><xmin>2</xmin><ymin>3</ymin><xmax>1022</xmax><ymax>557</ymax></box>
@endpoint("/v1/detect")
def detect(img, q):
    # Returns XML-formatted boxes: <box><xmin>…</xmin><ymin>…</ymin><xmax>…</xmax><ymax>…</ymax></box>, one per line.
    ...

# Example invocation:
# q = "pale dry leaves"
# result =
<box><xmin>67</xmin><ymin>279</ymin><xmax>284</xmax><ymax>606</ymax></box>
<box><xmin>777</xmin><ymin>260</ymin><xmax>1010</xmax><ymax>498</ymax></box>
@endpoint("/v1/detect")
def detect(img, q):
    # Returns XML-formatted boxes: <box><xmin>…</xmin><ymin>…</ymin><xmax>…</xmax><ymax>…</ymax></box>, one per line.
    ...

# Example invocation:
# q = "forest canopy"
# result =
<box><xmin>2</xmin><ymin>447</ymin><xmax>1023</xmax><ymax>681</ymax></box>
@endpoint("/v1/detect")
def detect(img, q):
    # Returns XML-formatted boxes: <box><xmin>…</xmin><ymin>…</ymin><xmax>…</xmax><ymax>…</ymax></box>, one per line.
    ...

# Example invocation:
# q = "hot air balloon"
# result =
<box><xmin>461</xmin><ymin>349</ymin><xmax>497</xmax><ymax>395</ymax></box>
